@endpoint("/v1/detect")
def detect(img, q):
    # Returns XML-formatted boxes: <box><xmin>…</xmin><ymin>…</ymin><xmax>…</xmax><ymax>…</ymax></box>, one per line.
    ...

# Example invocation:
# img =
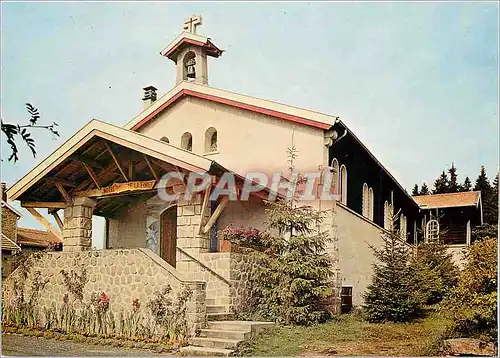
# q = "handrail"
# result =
<box><xmin>176</xmin><ymin>247</ymin><xmax>232</xmax><ymax>287</ymax></box>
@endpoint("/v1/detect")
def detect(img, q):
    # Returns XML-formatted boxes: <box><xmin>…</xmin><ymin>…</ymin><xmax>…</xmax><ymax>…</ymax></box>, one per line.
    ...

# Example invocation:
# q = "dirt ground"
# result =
<box><xmin>1</xmin><ymin>333</ymin><xmax>169</xmax><ymax>356</ymax></box>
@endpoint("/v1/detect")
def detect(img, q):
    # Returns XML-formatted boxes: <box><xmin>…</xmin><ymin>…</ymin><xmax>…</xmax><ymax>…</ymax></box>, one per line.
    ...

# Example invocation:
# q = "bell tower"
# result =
<box><xmin>160</xmin><ymin>15</ymin><xmax>223</xmax><ymax>86</ymax></box>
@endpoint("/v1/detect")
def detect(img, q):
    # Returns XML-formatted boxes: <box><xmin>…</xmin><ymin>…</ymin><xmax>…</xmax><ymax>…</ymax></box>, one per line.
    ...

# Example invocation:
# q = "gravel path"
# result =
<box><xmin>1</xmin><ymin>334</ymin><xmax>169</xmax><ymax>356</ymax></box>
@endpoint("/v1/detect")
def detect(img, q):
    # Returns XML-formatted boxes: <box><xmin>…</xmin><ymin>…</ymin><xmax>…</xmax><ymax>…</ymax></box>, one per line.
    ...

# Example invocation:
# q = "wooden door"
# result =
<box><xmin>160</xmin><ymin>206</ymin><xmax>177</xmax><ymax>267</ymax></box>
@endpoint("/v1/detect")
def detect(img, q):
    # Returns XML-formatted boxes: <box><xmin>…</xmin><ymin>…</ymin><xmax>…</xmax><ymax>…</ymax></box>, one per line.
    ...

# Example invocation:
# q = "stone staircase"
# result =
<box><xmin>180</xmin><ymin>302</ymin><xmax>274</xmax><ymax>356</ymax></box>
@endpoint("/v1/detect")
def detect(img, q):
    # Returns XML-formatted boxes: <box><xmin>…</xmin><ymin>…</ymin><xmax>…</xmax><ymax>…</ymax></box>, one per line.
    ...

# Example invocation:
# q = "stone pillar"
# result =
<box><xmin>63</xmin><ymin>197</ymin><xmax>96</xmax><ymax>252</ymax></box>
<box><xmin>176</xmin><ymin>194</ymin><xmax>210</xmax><ymax>257</ymax></box>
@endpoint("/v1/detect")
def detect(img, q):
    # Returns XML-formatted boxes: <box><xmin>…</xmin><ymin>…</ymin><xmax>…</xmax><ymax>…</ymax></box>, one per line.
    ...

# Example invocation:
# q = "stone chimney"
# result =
<box><xmin>1</xmin><ymin>182</ymin><xmax>7</xmax><ymax>201</ymax></box>
<box><xmin>142</xmin><ymin>86</ymin><xmax>157</xmax><ymax>109</ymax></box>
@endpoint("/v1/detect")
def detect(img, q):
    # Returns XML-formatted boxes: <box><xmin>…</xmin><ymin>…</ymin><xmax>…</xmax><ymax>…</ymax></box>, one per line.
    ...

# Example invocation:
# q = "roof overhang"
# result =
<box><xmin>160</xmin><ymin>32</ymin><xmax>223</xmax><ymax>61</ymax></box>
<box><xmin>125</xmin><ymin>81</ymin><xmax>336</xmax><ymax>132</ymax></box>
<box><xmin>1</xmin><ymin>200</ymin><xmax>23</xmax><ymax>218</ymax></box>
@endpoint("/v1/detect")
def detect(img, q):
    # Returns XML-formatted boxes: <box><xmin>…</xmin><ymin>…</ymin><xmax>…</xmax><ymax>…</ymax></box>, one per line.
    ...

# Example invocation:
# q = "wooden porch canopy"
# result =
<box><xmin>6</xmin><ymin>120</ymin><xmax>231</xmax><ymax>218</ymax></box>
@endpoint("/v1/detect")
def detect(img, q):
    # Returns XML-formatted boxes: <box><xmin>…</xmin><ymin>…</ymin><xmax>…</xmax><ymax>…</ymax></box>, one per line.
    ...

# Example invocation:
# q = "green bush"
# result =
<box><xmin>443</xmin><ymin>237</ymin><xmax>497</xmax><ymax>341</ymax></box>
<box><xmin>363</xmin><ymin>226</ymin><xmax>424</xmax><ymax>323</ymax></box>
<box><xmin>221</xmin><ymin>200</ymin><xmax>333</xmax><ymax>325</ymax></box>
<box><xmin>409</xmin><ymin>241</ymin><xmax>459</xmax><ymax>305</ymax></box>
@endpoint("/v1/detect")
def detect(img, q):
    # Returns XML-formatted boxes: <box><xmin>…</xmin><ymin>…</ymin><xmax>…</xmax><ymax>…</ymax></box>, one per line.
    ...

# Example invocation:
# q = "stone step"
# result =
<box><xmin>200</xmin><ymin>328</ymin><xmax>251</xmax><ymax>341</ymax></box>
<box><xmin>207</xmin><ymin>312</ymin><xmax>236</xmax><ymax>321</ymax></box>
<box><xmin>190</xmin><ymin>337</ymin><xmax>242</xmax><ymax>350</ymax></box>
<box><xmin>179</xmin><ymin>345</ymin><xmax>234</xmax><ymax>356</ymax></box>
<box><xmin>208</xmin><ymin>320</ymin><xmax>275</xmax><ymax>333</ymax></box>
<box><xmin>206</xmin><ymin>305</ymin><xmax>227</xmax><ymax>314</ymax></box>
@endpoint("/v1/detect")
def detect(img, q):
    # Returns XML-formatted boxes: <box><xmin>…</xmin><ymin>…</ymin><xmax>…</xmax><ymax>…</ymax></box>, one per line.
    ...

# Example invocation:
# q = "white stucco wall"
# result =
<box><xmin>137</xmin><ymin>96</ymin><xmax>328</xmax><ymax>176</ymax></box>
<box><xmin>107</xmin><ymin>201</ymin><xmax>147</xmax><ymax>249</ymax></box>
<box><xmin>335</xmin><ymin>202</ymin><xmax>383</xmax><ymax>307</ymax></box>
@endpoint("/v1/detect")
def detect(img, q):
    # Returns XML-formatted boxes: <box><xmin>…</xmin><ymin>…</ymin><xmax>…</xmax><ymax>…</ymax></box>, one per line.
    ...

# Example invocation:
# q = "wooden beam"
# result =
<box><xmin>198</xmin><ymin>185</ymin><xmax>212</xmax><ymax>235</ymax></box>
<box><xmin>82</xmin><ymin>162</ymin><xmax>101</xmax><ymax>189</ymax></box>
<box><xmin>25</xmin><ymin>207</ymin><xmax>63</xmax><ymax>241</ymax></box>
<box><xmin>74</xmin><ymin>162</ymin><xmax>117</xmax><ymax>192</ymax></box>
<box><xmin>73</xmin><ymin>180</ymin><xmax>157</xmax><ymax>198</ymax></box>
<box><xmin>202</xmin><ymin>195</ymin><xmax>229</xmax><ymax>234</ymax></box>
<box><xmin>104</xmin><ymin>141</ymin><xmax>128</xmax><ymax>181</ymax></box>
<box><xmin>143</xmin><ymin>154</ymin><xmax>159</xmax><ymax>181</ymax></box>
<box><xmin>54</xmin><ymin>182</ymin><xmax>73</xmax><ymax>204</ymax></box>
<box><xmin>51</xmin><ymin>210</ymin><xmax>64</xmax><ymax>231</ymax></box>
<box><xmin>70</xmin><ymin>155</ymin><xmax>104</xmax><ymax>170</ymax></box>
<box><xmin>128</xmin><ymin>160</ymin><xmax>134</xmax><ymax>181</ymax></box>
<box><xmin>21</xmin><ymin>201</ymin><xmax>67</xmax><ymax>209</ymax></box>
<box><xmin>44</xmin><ymin>177</ymin><xmax>77</xmax><ymax>188</ymax></box>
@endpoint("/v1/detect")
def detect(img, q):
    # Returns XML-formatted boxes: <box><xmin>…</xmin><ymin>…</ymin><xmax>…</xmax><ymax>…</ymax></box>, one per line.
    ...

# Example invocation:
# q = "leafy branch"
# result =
<box><xmin>1</xmin><ymin>103</ymin><xmax>59</xmax><ymax>162</ymax></box>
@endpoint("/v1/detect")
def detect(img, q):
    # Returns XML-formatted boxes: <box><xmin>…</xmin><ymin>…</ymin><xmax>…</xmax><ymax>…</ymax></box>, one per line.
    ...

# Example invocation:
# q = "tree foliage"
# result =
<box><xmin>1</xmin><ymin>103</ymin><xmax>59</xmax><ymax>162</ymax></box>
<box><xmin>409</xmin><ymin>241</ymin><xmax>459</xmax><ymax>305</ymax></box>
<box><xmin>412</xmin><ymin>184</ymin><xmax>419</xmax><ymax>196</ymax></box>
<box><xmin>419</xmin><ymin>183</ymin><xmax>430</xmax><ymax>195</ymax></box>
<box><xmin>433</xmin><ymin>171</ymin><xmax>450</xmax><ymax>194</ymax></box>
<box><xmin>462</xmin><ymin>176</ymin><xmax>472</xmax><ymax>191</ymax></box>
<box><xmin>363</xmin><ymin>219</ymin><xmax>424</xmax><ymax>323</ymax></box>
<box><xmin>448</xmin><ymin>163</ymin><xmax>460</xmax><ymax>193</ymax></box>
<box><xmin>444</xmin><ymin>238</ymin><xmax>497</xmax><ymax>341</ymax></box>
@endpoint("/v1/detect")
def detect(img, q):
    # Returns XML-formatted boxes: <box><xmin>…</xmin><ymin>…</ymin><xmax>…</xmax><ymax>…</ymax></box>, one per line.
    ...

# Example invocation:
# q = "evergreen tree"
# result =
<box><xmin>491</xmin><ymin>173</ymin><xmax>498</xmax><ymax>224</ymax></box>
<box><xmin>419</xmin><ymin>183</ymin><xmax>430</xmax><ymax>195</ymax></box>
<box><xmin>474</xmin><ymin>166</ymin><xmax>495</xmax><ymax>224</ymax></box>
<box><xmin>462</xmin><ymin>176</ymin><xmax>472</xmax><ymax>191</ymax></box>
<box><xmin>412</xmin><ymin>184</ymin><xmax>419</xmax><ymax>196</ymax></box>
<box><xmin>433</xmin><ymin>171</ymin><xmax>449</xmax><ymax>194</ymax></box>
<box><xmin>363</xmin><ymin>218</ymin><xmax>424</xmax><ymax>323</ymax></box>
<box><xmin>448</xmin><ymin>163</ymin><xmax>460</xmax><ymax>193</ymax></box>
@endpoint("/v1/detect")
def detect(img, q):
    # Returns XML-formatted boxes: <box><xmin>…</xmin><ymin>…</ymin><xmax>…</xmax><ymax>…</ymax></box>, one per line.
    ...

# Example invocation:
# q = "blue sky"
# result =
<box><xmin>1</xmin><ymin>2</ymin><xmax>498</xmax><ymax>246</ymax></box>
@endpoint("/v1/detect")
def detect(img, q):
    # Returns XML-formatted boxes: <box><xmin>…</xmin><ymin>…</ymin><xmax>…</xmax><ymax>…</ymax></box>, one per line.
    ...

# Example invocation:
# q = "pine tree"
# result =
<box><xmin>474</xmin><ymin>166</ymin><xmax>495</xmax><ymax>224</ymax></box>
<box><xmin>462</xmin><ymin>176</ymin><xmax>472</xmax><ymax>191</ymax></box>
<box><xmin>448</xmin><ymin>163</ymin><xmax>460</xmax><ymax>193</ymax></box>
<box><xmin>433</xmin><ymin>171</ymin><xmax>449</xmax><ymax>194</ymax></box>
<box><xmin>363</xmin><ymin>218</ymin><xmax>424</xmax><ymax>323</ymax></box>
<box><xmin>491</xmin><ymin>173</ymin><xmax>498</xmax><ymax>225</ymax></box>
<box><xmin>420</xmin><ymin>183</ymin><xmax>430</xmax><ymax>195</ymax></box>
<box><xmin>412</xmin><ymin>184</ymin><xmax>419</xmax><ymax>196</ymax></box>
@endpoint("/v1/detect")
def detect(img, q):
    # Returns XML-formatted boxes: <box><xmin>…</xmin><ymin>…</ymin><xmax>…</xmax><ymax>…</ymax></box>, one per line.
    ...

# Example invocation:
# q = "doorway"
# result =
<box><xmin>160</xmin><ymin>206</ymin><xmax>177</xmax><ymax>267</ymax></box>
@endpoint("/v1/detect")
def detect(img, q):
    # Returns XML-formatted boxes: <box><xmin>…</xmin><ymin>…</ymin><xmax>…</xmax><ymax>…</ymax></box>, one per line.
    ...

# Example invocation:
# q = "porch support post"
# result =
<box><xmin>63</xmin><ymin>197</ymin><xmax>96</xmax><ymax>252</ymax></box>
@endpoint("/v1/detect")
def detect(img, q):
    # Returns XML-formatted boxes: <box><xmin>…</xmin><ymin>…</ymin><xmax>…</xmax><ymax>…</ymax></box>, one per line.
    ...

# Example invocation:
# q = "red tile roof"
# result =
<box><xmin>17</xmin><ymin>228</ymin><xmax>62</xmax><ymax>248</ymax></box>
<box><xmin>412</xmin><ymin>191</ymin><xmax>481</xmax><ymax>209</ymax></box>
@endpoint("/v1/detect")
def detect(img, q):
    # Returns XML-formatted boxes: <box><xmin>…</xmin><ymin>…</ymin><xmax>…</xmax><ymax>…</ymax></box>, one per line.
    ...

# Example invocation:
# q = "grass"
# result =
<box><xmin>240</xmin><ymin>311</ymin><xmax>453</xmax><ymax>356</ymax></box>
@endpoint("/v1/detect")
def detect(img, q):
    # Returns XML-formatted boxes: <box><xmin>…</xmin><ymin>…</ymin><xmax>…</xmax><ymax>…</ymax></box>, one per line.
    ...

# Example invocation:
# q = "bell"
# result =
<box><xmin>186</xmin><ymin>65</ymin><xmax>196</xmax><ymax>78</ymax></box>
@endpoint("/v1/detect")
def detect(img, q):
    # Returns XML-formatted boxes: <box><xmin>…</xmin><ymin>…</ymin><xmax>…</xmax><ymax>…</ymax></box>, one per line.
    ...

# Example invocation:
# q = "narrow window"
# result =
<box><xmin>425</xmin><ymin>220</ymin><xmax>439</xmax><ymax>242</ymax></box>
<box><xmin>400</xmin><ymin>214</ymin><xmax>407</xmax><ymax>239</ymax></box>
<box><xmin>205</xmin><ymin>127</ymin><xmax>218</xmax><ymax>153</ymax></box>
<box><xmin>362</xmin><ymin>183</ymin><xmax>369</xmax><ymax>217</ymax></box>
<box><xmin>160</xmin><ymin>136</ymin><xmax>170</xmax><ymax>144</ymax></box>
<box><xmin>340</xmin><ymin>165</ymin><xmax>347</xmax><ymax>205</ymax></box>
<box><xmin>384</xmin><ymin>201</ymin><xmax>389</xmax><ymax>229</ymax></box>
<box><xmin>181</xmin><ymin>132</ymin><xmax>192</xmax><ymax>152</ymax></box>
<box><xmin>368</xmin><ymin>188</ymin><xmax>374</xmax><ymax>220</ymax></box>
<box><xmin>330</xmin><ymin>158</ymin><xmax>340</xmax><ymax>196</ymax></box>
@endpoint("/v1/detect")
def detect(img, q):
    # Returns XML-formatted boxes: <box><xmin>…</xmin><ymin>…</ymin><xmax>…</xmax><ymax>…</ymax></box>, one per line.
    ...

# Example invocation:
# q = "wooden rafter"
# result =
<box><xmin>103</xmin><ymin>141</ymin><xmax>128</xmax><ymax>182</ymax></box>
<box><xmin>44</xmin><ymin>177</ymin><xmax>76</xmax><ymax>188</ymax></box>
<box><xmin>25</xmin><ymin>207</ymin><xmax>63</xmax><ymax>241</ymax></box>
<box><xmin>21</xmin><ymin>201</ymin><xmax>67</xmax><ymax>209</ymax></box>
<box><xmin>51</xmin><ymin>210</ymin><xmax>64</xmax><ymax>231</ymax></box>
<box><xmin>54</xmin><ymin>182</ymin><xmax>73</xmax><ymax>204</ymax></box>
<box><xmin>70</xmin><ymin>155</ymin><xmax>104</xmax><ymax>169</ymax></box>
<box><xmin>82</xmin><ymin>162</ymin><xmax>101</xmax><ymax>189</ymax></box>
<box><xmin>74</xmin><ymin>162</ymin><xmax>117</xmax><ymax>192</ymax></box>
<box><xmin>143</xmin><ymin>154</ymin><xmax>159</xmax><ymax>181</ymax></box>
<box><xmin>202</xmin><ymin>195</ymin><xmax>229</xmax><ymax>234</ymax></box>
<box><xmin>73</xmin><ymin>180</ymin><xmax>157</xmax><ymax>198</ymax></box>
<box><xmin>128</xmin><ymin>160</ymin><xmax>134</xmax><ymax>181</ymax></box>
<box><xmin>198</xmin><ymin>184</ymin><xmax>212</xmax><ymax>235</ymax></box>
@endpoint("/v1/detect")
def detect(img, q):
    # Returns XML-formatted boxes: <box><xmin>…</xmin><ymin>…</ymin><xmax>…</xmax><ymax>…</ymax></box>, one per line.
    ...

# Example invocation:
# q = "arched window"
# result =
<box><xmin>160</xmin><ymin>136</ymin><xmax>170</xmax><ymax>144</ymax></box>
<box><xmin>383</xmin><ymin>201</ymin><xmax>393</xmax><ymax>230</ymax></box>
<box><xmin>425</xmin><ymin>220</ymin><xmax>439</xmax><ymax>242</ymax></box>
<box><xmin>400</xmin><ymin>214</ymin><xmax>407</xmax><ymax>239</ymax></box>
<box><xmin>330</xmin><ymin>158</ymin><xmax>340</xmax><ymax>196</ymax></box>
<box><xmin>362</xmin><ymin>183</ymin><xmax>369</xmax><ymax>217</ymax></box>
<box><xmin>340</xmin><ymin>165</ymin><xmax>347</xmax><ymax>205</ymax></box>
<box><xmin>368</xmin><ymin>188</ymin><xmax>374</xmax><ymax>220</ymax></box>
<box><xmin>183</xmin><ymin>51</ymin><xmax>196</xmax><ymax>81</ymax></box>
<box><xmin>181</xmin><ymin>132</ymin><xmax>193</xmax><ymax>152</ymax></box>
<box><xmin>205</xmin><ymin>127</ymin><xmax>218</xmax><ymax>152</ymax></box>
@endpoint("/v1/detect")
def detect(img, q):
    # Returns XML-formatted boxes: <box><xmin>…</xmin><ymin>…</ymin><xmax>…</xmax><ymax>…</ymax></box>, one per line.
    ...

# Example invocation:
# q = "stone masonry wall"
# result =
<box><xmin>2</xmin><ymin>248</ymin><xmax>206</xmax><ymax>335</ymax></box>
<box><xmin>1</xmin><ymin>206</ymin><xmax>18</xmax><ymax>242</ymax></box>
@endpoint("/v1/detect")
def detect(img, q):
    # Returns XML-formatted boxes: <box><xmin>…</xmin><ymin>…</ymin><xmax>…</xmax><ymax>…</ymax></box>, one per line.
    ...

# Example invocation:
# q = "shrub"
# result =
<box><xmin>363</xmin><ymin>224</ymin><xmax>424</xmax><ymax>323</ymax></box>
<box><xmin>409</xmin><ymin>241</ymin><xmax>459</xmax><ymax>305</ymax></box>
<box><xmin>443</xmin><ymin>237</ymin><xmax>497</xmax><ymax>341</ymax></box>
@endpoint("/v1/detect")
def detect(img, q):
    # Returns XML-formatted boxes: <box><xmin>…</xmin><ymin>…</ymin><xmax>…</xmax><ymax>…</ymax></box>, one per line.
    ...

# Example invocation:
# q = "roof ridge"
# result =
<box><xmin>412</xmin><ymin>191</ymin><xmax>480</xmax><ymax>198</ymax></box>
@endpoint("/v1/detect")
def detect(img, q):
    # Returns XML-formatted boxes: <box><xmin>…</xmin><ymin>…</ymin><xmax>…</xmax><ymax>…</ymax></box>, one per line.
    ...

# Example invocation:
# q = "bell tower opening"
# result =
<box><xmin>160</xmin><ymin>14</ymin><xmax>224</xmax><ymax>86</ymax></box>
<box><xmin>183</xmin><ymin>51</ymin><xmax>196</xmax><ymax>81</ymax></box>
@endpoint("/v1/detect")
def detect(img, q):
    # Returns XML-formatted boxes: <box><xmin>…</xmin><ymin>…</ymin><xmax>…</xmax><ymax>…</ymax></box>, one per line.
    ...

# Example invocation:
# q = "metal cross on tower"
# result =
<box><xmin>183</xmin><ymin>14</ymin><xmax>203</xmax><ymax>33</ymax></box>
